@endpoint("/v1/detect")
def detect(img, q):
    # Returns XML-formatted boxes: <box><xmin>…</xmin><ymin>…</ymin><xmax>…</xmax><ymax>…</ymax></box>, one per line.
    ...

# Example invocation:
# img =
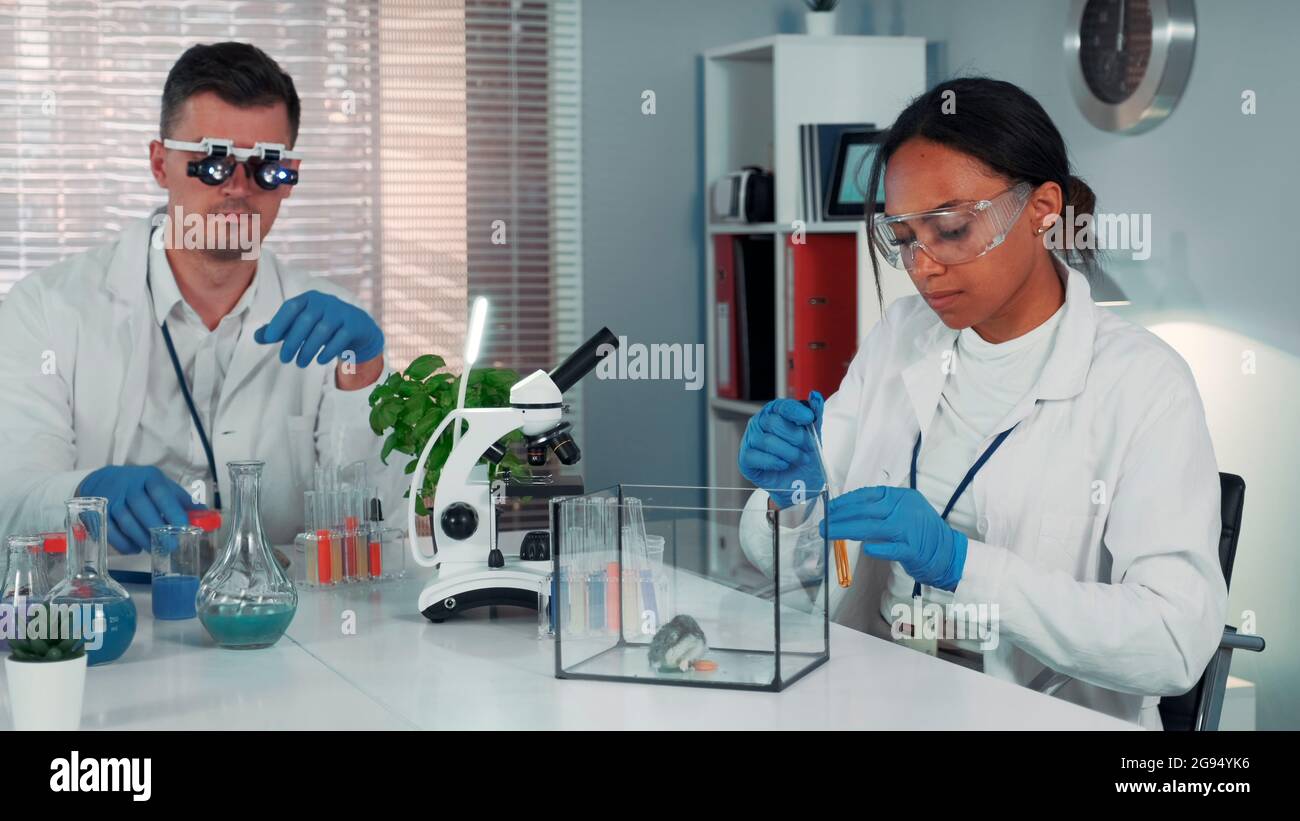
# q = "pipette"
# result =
<box><xmin>803</xmin><ymin>410</ymin><xmax>852</xmax><ymax>589</ymax></box>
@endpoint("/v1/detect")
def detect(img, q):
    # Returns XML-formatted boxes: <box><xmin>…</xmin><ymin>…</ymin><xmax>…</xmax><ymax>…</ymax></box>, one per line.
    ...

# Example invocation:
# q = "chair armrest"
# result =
<box><xmin>1220</xmin><ymin>628</ymin><xmax>1265</xmax><ymax>653</ymax></box>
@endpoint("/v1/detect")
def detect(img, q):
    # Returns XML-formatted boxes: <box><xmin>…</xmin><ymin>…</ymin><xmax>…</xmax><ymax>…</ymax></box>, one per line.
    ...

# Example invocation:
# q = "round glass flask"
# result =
<box><xmin>48</xmin><ymin>497</ymin><xmax>137</xmax><ymax>665</ymax></box>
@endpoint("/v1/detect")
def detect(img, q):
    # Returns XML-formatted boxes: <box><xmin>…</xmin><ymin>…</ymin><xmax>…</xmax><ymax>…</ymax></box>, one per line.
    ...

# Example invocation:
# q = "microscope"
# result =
<box><xmin>406</xmin><ymin>327</ymin><xmax>619</xmax><ymax>622</ymax></box>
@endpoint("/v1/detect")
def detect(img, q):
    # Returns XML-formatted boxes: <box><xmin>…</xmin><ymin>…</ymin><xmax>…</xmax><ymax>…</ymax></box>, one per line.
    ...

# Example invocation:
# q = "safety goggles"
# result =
<box><xmin>162</xmin><ymin>137</ymin><xmax>303</xmax><ymax>190</ymax></box>
<box><xmin>871</xmin><ymin>182</ymin><xmax>1033</xmax><ymax>270</ymax></box>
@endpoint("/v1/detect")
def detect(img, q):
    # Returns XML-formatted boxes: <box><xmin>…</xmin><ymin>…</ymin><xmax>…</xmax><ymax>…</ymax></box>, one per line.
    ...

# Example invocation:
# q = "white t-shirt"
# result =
<box><xmin>130</xmin><ymin>227</ymin><xmax>259</xmax><ymax>494</ymax></box>
<box><xmin>880</xmin><ymin>301</ymin><xmax>1066</xmax><ymax>651</ymax></box>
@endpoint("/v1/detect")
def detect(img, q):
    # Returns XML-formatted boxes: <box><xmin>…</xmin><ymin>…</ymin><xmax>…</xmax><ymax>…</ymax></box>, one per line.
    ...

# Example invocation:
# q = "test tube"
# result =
<box><xmin>645</xmin><ymin>534</ymin><xmax>667</xmax><ymax>625</ymax></box>
<box><xmin>340</xmin><ymin>484</ymin><xmax>359</xmax><ymax>582</ymax></box>
<box><xmin>621</xmin><ymin>525</ymin><xmax>639</xmax><ymax>636</ymax></box>
<box><xmin>382</xmin><ymin>526</ymin><xmax>406</xmax><ymax>580</ymax></box>
<box><xmin>537</xmin><ymin>571</ymin><xmax>554</xmax><ymax>639</ymax></box>
<box><xmin>604</xmin><ymin>498</ymin><xmax>620</xmax><ymax>634</ymax></box>
<box><xmin>586</xmin><ymin>499</ymin><xmax>604</xmax><ymax>633</ymax></box>
<box><xmin>624</xmin><ymin>498</ymin><xmax>649</xmax><ymax>633</ymax></box>
<box><xmin>353</xmin><ymin>487</ymin><xmax>369</xmax><ymax>580</ymax></box>
<box><xmin>327</xmin><ymin>490</ymin><xmax>343</xmax><ymax>584</ymax></box>
<box><xmin>558</xmin><ymin>498</ymin><xmax>571</xmax><ymax>635</ymax></box>
<box><xmin>366</xmin><ymin>496</ymin><xmax>383</xmax><ymax>580</ymax></box>
<box><xmin>296</xmin><ymin>531</ymin><xmax>318</xmax><ymax>588</ymax></box>
<box><xmin>807</xmin><ymin>422</ymin><xmax>852</xmax><ymax>589</ymax></box>
<box><xmin>305</xmin><ymin>491</ymin><xmax>333</xmax><ymax>585</ymax></box>
<box><xmin>572</xmin><ymin>499</ymin><xmax>589</xmax><ymax>635</ymax></box>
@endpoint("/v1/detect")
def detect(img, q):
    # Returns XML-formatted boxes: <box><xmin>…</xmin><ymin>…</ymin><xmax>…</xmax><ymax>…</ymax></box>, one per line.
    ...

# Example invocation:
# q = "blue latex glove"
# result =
<box><xmin>254</xmin><ymin>290</ymin><xmax>384</xmax><ymax>368</ymax></box>
<box><xmin>78</xmin><ymin>466</ymin><xmax>206</xmax><ymax>555</ymax></box>
<box><xmin>738</xmin><ymin>391</ymin><xmax>826</xmax><ymax>508</ymax></box>
<box><xmin>821</xmin><ymin>486</ymin><xmax>968</xmax><ymax>592</ymax></box>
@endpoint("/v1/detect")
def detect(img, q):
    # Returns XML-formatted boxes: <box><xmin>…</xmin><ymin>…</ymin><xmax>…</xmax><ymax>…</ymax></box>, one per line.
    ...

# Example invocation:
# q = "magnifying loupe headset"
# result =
<box><xmin>162</xmin><ymin>137</ymin><xmax>303</xmax><ymax>190</ymax></box>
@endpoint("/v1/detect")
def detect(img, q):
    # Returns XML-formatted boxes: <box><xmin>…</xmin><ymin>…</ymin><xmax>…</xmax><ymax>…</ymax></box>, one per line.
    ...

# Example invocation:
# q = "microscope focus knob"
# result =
<box><xmin>440</xmin><ymin>502</ymin><xmax>479</xmax><ymax>541</ymax></box>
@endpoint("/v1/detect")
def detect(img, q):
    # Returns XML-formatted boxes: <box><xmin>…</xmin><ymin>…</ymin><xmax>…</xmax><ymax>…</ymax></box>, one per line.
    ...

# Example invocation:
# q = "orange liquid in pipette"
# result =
<box><xmin>833</xmin><ymin>539</ymin><xmax>852</xmax><ymax>588</ymax></box>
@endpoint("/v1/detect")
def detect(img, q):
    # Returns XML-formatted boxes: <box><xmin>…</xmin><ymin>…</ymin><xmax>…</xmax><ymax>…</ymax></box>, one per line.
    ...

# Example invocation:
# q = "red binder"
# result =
<box><xmin>713</xmin><ymin>235</ymin><xmax>740</xmax><ymax>398</ymax></box>
<box><xmin>786</xmin><ymin>234</ymin><xmax>857</xmax><ymax>400</ymax></box>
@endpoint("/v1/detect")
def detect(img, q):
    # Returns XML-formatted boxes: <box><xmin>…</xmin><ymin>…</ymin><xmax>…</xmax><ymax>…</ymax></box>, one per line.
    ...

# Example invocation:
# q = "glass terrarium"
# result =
<box><xmin>551</xmin><ymin>485</ymin><xmax>829</xmax><ymax>692</ymax></box>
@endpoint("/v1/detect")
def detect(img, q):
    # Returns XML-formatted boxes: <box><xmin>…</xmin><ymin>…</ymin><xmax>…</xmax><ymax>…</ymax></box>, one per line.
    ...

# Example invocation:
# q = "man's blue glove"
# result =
<box><xmin>738</xmin><ymin>391</ymin><xmax>826</xmax><ymax>508</ymax></box>
<box><xmin>254</xmin><ymin>290</ymin><xmax>384</xmax><ymax>368</ymax></box>
<box><xmin>821</xmin><ymin>486</ymin><xmax>968</xmax><ymax>592</ymax></box>
<box><xmin>78</xmin><ymin>466</ymin><xmax>206</xmax><ymax>555</ymax></box>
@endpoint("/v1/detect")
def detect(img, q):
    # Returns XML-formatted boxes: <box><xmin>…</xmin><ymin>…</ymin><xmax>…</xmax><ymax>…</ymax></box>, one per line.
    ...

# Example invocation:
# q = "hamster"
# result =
<box><xmin>648</xmin><ymin>614</ymin><xmax>708</xmax><ymax>672</ymax></box>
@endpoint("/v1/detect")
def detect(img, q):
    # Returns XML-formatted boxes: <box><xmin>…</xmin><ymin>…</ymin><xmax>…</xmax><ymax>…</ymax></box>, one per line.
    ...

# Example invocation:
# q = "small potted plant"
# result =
<box><xmin>368</xmin><ymin>354</ymin><xmax>530</xmax><ymax>518</ymax></box>
<box><xmin>804</xmin><ymin>0</ymin><xmax>839</xmax><ymax>36</ymax></box>
<box><xmin>5</xmin><ymin>604</ymin><xmax>88</xmax><ymax>731</ymax></box>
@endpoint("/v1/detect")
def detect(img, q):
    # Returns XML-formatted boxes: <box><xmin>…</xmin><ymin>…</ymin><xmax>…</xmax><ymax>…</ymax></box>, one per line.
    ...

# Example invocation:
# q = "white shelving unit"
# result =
<box><xmin>702</xmin><ymin>35</ymin><xmax>926</xmax><ymax>574</ymax></box>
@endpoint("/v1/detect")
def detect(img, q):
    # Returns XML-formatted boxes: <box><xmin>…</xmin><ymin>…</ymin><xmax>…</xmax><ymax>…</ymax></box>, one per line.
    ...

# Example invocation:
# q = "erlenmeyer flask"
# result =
<box><xmin>197</xmin><ymin>461</ymin><xmax>297</xmax><ymax>648</ymax></box>
<box><xmin>3</xmin><ymin>535</ymin><xmax>51</xmax><ymax>602</ymax></box>
<box><xmin>47</xmin><ymin>497</ymin><xmax>137</xmax><ymax>666</ymax></box>
<box><xmin>2</xmin><ymin>535</ymin><xmax>51</xmax><ymax>652</ymax></box>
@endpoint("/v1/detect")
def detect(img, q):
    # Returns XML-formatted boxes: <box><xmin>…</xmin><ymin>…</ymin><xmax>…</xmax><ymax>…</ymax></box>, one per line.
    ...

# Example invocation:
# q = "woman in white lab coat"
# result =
<box><xmin>737</xmin><ymin>77</ymin><xmax>1227</xmax><ymax>729</ymax></box>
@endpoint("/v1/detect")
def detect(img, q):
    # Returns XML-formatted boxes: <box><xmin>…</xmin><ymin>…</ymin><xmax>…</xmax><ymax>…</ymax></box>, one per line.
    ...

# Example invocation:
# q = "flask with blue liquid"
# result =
<box><xmin>48</xmin><ymin>497</ymin><xmax>137</xmax><ymax>665</ymax></box>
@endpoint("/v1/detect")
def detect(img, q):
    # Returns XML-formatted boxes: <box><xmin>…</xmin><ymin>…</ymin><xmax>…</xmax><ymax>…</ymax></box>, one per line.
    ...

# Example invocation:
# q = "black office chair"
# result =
<box><xmin>1158</xmin><ymin>473</ymin><xmax>1266</xmax><ymax>731</ymax></box>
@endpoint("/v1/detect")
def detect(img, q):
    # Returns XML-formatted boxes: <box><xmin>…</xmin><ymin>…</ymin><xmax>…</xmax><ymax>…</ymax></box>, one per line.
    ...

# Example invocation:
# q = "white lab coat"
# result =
<box><xmin>740</xmin><ymin>257</ymin><xmax>1228</xmax><ymax>729</ymax></box>
<box><xmin>0</xmin><ymin>214</ymin><xmax>408</xmax><ymax>557</ymax></box>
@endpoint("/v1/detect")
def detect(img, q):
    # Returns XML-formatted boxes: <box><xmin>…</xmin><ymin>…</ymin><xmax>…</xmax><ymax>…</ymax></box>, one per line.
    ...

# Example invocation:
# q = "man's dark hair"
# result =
<box><xmin>160</xmin><ymin>42</ymin><xmax>301</xmax><ymax>145</ymax></box>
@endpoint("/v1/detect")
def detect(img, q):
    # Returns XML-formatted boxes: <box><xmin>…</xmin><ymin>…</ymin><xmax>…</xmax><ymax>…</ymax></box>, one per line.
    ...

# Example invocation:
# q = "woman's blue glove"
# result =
<box><xmin>821</xmin><ymin>486</ymin><xmax>968</xmax><ymax>592</ymax></box>
<box><xmin>255</xmin><ymin>290</ymin><xmax>384</xmax><ymax>368</ymax></box>
<box><xmin>738</xmin><ymin>391</ymin><xmax>825</xmax><ymax>508</ymax></box>
<box><xmin>78</xmin><ymin>466</ymin><xmax>206</xmax><ymax>555</ymax></box>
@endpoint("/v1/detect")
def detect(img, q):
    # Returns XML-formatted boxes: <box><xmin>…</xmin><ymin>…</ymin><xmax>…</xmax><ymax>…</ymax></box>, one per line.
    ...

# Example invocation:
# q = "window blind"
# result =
<box><xmin>0</xmin><ymin>0</ymin><xmax>382</xmax><ymax>305</ymax></box>
<box><xmin>0</xmin><ymin>0</ymin><xmax>585</xmax><ymax>523</ymax></box>
<box><xmin>0</xmin><ymin>0</ymin><xmax>582</xmax><ymax>390</ymax></box>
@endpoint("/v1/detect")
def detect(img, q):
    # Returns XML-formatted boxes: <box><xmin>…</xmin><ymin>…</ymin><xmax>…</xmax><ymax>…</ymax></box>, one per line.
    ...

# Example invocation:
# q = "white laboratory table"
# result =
<box><xmin>0</xmin><ymin>581</ymin><xmax>408</xmax><ymax>731</ymax></box>
<box><xmin>0</xmin><ymin>543</ymin><xmax>1138</xmax><ymax>731</ymax></box>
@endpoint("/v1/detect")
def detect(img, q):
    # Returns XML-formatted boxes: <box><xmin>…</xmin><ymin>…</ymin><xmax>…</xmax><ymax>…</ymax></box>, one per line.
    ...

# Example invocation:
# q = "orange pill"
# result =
<box><xmin>692</xmin><ymin>659</ymin><xmax>718</xmax><ymax>672</ymax></box>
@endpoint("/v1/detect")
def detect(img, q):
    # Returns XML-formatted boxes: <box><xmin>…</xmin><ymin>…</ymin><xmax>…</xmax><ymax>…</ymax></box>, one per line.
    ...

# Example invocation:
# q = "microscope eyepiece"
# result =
<box><xmin>548</xmin><ymin>327</ymin><xmax>619</xmax><ymax>394</ymax></box>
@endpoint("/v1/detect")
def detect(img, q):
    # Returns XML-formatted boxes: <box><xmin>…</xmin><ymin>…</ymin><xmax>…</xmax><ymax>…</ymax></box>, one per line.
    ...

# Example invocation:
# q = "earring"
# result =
<box><xmin>1035</xmin><ymin>223</ymin><xmax>1050</xmax><ymax>235</ymax></box>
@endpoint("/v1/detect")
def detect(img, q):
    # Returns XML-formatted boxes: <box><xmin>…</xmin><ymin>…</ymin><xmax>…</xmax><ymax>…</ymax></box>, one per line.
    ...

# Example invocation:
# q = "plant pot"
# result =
<box><xmin>805</xmin><ymin>10</ymin><xmax>837</xmax><ymax>36</ymax></box>
<box><xmin>4</xmin><ymin>653</ymin><xmax>87</xmax><ymax>730</ymax></box>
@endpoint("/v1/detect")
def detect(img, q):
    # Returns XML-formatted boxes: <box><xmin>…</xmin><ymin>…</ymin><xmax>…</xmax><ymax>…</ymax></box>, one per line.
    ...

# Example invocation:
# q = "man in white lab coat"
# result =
<box><xmin>0</xmin><ymin>42</ymin><xmax>402</xmax><ymax>567</ymax></box>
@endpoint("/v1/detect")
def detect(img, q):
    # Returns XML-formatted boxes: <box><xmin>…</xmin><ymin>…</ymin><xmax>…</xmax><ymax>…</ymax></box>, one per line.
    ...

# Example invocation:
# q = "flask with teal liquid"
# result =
<box><xmin>197</xmin><ymin>461</ymin><xmax>297</xmax><ymax>648</ymax></box>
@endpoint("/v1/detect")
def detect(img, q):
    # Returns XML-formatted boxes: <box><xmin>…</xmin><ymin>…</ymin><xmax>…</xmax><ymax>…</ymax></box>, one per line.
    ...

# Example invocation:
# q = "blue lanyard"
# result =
<box><xmin>907</xmin><ymin>423</ymin><xmax>1018</xmax><ymax>598</ymax></box>
<box><xmin>145</xmin><ymin>251</ymin><xmax>223</xmax><ymax>512</ymax></box>
<box><xmin>158</xmin><ymin>321</ymin><xmax>222</xmax><ymax>512</ymax></box>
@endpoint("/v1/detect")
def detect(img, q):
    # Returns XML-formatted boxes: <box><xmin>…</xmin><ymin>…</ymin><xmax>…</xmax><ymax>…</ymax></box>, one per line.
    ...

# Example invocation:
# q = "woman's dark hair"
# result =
<box><xmin>160</xmin><ymin>42</ymin><xmax>301</xmax><ymax>145</ymax></box>
<box><xmin>860</xmin><ymin>76</ymin><xmax>1099</xmax><ymax>312</ymax></box>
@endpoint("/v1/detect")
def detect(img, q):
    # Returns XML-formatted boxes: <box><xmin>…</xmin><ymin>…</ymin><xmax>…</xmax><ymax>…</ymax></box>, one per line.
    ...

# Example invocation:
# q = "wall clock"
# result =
<box><xmin>1065</xmin><ymin>0</ymin><xmax>1196</xmax><ymax>134</ymax></box>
